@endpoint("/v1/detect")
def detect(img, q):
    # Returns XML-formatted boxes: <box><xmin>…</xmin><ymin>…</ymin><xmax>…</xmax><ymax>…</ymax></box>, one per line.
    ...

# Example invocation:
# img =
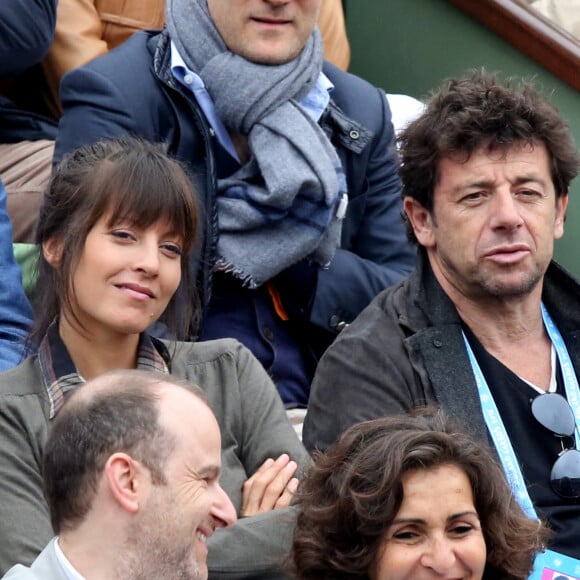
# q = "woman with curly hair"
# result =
<box><xmin>292</xmin><ymin>411</ymin><xmax>547</xmax><ymax>579</ymax></box>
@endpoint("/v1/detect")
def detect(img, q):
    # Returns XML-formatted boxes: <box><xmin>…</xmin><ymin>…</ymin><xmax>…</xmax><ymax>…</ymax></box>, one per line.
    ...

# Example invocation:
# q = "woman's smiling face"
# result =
<box><xmin>49</xmin><ymin>213</ymin><xmax>183</xmax><ymax>339</ymax></box>
<box><xmin>372</xmin><ymin>464</ymin><xmax>487</xmax><ymax>580</ymax></box>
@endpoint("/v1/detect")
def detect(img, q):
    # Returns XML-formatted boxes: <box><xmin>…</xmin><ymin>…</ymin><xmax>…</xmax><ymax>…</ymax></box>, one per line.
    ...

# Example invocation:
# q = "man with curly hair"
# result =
<box><xmin>305</xmin><ymin>70</ymin><xmax>580</xmax><ymax>569</ymax></box>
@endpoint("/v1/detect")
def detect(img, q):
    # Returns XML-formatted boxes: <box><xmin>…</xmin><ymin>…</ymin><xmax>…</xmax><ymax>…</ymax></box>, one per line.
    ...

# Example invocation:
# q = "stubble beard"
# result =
<box><xmin>474</xmin><ymin>262</ymin><xmax>544</xmax><ymax>299</ymax></box>
<box><xmin>117</xmin><ymin>502</ymin><xmax>205</xmax><ymax>580</ymax></box>
<box><xmin>119</xmin><ymin>542</ymin><xmax>204</xmax><ymax>580</ymax></box>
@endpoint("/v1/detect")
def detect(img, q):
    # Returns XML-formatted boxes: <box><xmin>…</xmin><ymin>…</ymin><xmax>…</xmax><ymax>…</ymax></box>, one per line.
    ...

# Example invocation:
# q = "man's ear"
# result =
<box><xmin>42</xmin><ymin>238</ymin><xmax>64</xmax><ymax>267</ymax></box>
<box><xmin>554</xmin><ymin>193</ymin><xmax>569</xmax><ymax>240</ymax></box>
<box><xmin>403</xmin><ymin>197</ymin><xmax>436</xmax><ymax>248</ymax></box>
<box><xmin>104</xmin><ymin>453</ymin><xmax>150</xmax><ymax>514</ymax></box>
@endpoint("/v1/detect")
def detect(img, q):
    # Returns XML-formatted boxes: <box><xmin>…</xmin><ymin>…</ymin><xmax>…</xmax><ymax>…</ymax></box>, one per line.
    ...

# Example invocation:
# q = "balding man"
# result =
<box><xmin>3</xmin><ymin>370</ymin><xmax>236</xmax><ymax>580</ymax></box>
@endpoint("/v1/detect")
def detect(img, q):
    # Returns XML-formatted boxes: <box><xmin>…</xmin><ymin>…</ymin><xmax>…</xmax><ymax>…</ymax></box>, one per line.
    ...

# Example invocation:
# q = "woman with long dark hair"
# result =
<box><xmin>0</xmin><ymin>137</ymin><xmax>308</xmax><ymax>575</ymax></box>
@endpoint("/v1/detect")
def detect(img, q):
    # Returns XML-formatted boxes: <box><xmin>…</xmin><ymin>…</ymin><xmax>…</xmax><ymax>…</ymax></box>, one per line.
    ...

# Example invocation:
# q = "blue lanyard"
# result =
<box><xmin>541</xmin><ymin>303</ymin><xmax>580</xmax><ymax>438</ymax></box>
<box><xmin>462</xmin><ymin>303</ymin><xmax>580</xmax><ymax>520</ymax></box>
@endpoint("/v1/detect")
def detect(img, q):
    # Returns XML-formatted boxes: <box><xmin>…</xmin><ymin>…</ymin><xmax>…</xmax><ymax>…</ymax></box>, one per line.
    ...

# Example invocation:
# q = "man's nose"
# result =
<box><xmin>211</xmin><ymin>484</ymin><xmax>237</xmax><ymax>528</ymax></box>
<box><xmin>489</xmin><ymin>191</ymin><xmax>524</xmax><ymax>230</ymax></box>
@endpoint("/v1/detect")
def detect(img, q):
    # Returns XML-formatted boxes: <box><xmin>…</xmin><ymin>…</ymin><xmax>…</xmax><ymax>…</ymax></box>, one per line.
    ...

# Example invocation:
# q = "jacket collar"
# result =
<box><xmin>319</xmin><ymin>96</ymin><xmax>372</xmax><ymax>154</ymax></box>
<box><xmin>151</xmin><ymin>30</ymin><xmax>173</xmax><ymax>85</ymax></box>
<box><xmin>38</xmin><ymin>322</ymin><xmax>171</xmax><ymax>420</ymax></box>
<box><xmin>400</xmin><ymin>249</ymin><xmax>580</xmax><ymax>443</ymax></box>
<box><xmin>401</xmin><ymin>249</ymin><xmax>462</xmax><ymax>330</ymax></box>
<box><xmin>542</xmin><ymin>260</ymin><xmax>580</xmax><ymax>335</ymax></box>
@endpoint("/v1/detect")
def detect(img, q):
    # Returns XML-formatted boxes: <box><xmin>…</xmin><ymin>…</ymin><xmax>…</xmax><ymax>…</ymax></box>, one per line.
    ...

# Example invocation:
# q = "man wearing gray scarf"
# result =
<box><xmin>54</xmin><ymin>0</ymin><xmax>416</xmax><ymax>576</ymax></box>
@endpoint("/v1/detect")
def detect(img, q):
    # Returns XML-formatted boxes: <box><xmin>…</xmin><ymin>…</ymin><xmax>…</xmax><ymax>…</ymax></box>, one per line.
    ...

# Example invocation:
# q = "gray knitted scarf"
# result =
<box><xmin>166</xmin><ymin>0</ymin><xmax>347</xmax><ymax>288</ymax></box>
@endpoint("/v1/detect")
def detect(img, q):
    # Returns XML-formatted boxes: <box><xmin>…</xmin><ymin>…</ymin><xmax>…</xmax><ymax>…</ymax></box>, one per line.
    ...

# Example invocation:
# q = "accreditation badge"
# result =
<box><xmin>529</xmin><ymin>549</ymin><xmax>580</xmax><ymax>579</ymax></box>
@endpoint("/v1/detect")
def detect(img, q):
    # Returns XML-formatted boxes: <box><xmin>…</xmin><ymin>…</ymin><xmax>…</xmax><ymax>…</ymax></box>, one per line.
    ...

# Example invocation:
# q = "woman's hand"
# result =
<box><xmin>241</xmin><ymin>453</ymin><xmax>299</xmax><ymax>516</ymax></box>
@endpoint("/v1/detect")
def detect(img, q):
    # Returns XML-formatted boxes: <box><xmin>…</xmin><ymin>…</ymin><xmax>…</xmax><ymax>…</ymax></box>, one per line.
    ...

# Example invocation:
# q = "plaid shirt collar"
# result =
<box><xmin>39</xmin><ymin>322</ymin><xmax>171</xmax><ymax>419</ymax></box>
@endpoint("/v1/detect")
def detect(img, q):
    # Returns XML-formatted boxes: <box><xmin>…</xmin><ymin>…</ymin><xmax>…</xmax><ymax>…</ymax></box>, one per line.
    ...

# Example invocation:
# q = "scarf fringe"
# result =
<box><xmin>214</xmin><ymin>258</ymin><xmax>260</xmax><ymax>289</ymax></box>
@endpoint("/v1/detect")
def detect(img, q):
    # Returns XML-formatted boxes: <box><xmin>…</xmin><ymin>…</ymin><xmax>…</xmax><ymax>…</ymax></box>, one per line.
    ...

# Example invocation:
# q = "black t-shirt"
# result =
<box><xmin>464</xmin><ymin>326</ymin><xmax>580</xmax><ymax>559</ymax></box>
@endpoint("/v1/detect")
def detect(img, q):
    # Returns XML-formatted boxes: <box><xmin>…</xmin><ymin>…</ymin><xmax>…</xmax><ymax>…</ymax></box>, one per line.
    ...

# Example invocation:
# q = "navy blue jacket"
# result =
<box><xmin>55</xmin><ymin>30</ymin><xmax>416</xmax><ymax>344</ymax></box>
<box><xmin>0</xmin><ymin>0</ymin><xmax>56</xmax><ymax>77</ymax></box>
<box><xmin>0</xmin><ymin>0</ymin><xmax>58</xmax><ymax>142</ymax></box>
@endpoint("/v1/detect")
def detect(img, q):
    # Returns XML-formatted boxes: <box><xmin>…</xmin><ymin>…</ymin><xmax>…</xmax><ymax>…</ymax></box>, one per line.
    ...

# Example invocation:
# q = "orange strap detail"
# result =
<box><xmin>267</xmin><ymin>282</ymin><xmax>289</xmax><ymax>321</ymax></box>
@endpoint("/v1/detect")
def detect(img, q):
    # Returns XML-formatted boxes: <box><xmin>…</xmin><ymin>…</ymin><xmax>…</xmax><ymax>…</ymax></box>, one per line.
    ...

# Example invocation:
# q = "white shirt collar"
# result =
<box><xmin>53</xmin><ymin>538</ymin><xmax>86</xmax><ymax>580</ymax></box>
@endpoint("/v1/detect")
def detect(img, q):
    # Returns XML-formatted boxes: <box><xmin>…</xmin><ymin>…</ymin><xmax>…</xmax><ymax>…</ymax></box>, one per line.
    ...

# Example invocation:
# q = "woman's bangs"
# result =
<box><xmin>103</xmin><ymin>160</ymin><xmax>197</xmax><ymax>251</ymax></box>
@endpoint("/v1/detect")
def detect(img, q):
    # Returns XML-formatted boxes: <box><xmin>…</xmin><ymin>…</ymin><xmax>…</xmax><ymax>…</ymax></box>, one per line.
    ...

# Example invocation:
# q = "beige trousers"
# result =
<box><xmin>0</xmin><ymin>140</ymin><xmax>54</xmax><ymax>243</ymax></box>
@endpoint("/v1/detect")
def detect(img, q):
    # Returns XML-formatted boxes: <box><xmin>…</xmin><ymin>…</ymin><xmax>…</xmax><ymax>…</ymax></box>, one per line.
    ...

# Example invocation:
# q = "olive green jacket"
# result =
<box><xmin>0</xmin><ymin>338</ymin><xmax>308</xmax><ymax>579</ymax></box>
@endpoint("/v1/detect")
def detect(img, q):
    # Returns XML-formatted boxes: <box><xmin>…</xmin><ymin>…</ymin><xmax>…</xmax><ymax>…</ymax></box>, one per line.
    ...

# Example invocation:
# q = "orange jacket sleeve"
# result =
<box><xmin>318</xmin><ymin>0</ymin><xmax>351</xmax><ymax>71</ymax></box>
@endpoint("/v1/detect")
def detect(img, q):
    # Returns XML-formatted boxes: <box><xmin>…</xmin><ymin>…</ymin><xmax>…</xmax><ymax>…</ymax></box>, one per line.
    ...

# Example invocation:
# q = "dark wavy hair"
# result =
<box><xmin>30</xmin><ymin>137</ymin><xmax>200</xmax><ymax>346</ymax></box>
<box><xmin>291</xmin><ymin>410</ymin><xmax>548</xmax><ymax>580</ymax></box>
<box><xmin>398</xmin><ymin>69</ymin><xmax>580</xmax><ymax>243</ymax></box>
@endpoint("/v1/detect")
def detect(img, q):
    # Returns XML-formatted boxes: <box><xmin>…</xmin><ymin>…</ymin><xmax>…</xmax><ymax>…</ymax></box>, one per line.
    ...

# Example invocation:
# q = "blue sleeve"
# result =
<box><xmin>309</xmin><ymin>88</ymin><xmax>417</xmax><ymax>332</ymax></box>
<box><xmin>0</xmin><ymin>0</ymin><xmax>57</xmax><ymax>76</ymax></box>
<box><xmin>0</xmin><ymin>181</ymin><xmax>33</xmax><ymax>370</ymax></box>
